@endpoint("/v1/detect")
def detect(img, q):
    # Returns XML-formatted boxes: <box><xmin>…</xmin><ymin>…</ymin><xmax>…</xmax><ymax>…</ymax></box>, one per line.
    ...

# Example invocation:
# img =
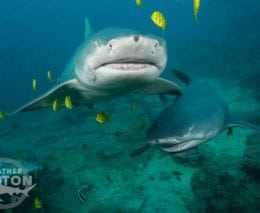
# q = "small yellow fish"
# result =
<box><xmin>64</xmin><ymin>96</ymin><xmax>73</xmax><ymax>110</ymax></box>
<box><xmin>194</xmin><ymin>0</ymin><xmax>200</xmax><ymax>23</ymax></box>
<box><xmin>47</xmin><ymin>70</ymin><xmax>53</xmax><ymax>82</ymax></box>
<box><xmin>96</xmin><ymin>112</ymin><xmax>110</xmax><ymax>124</ymax></box>
<box><xmin>138</xmin><ymin>119</ymin><xmax>146</xmax><ymax>129</ymax></box>
<box><xmin>0</xmin><ymin>111</ymin><xmax>7</xmax><ymax>120</ymax></box>
<box><xmin>34</xmin><ymin>197</ymin><xmax>43</xmax><ymax>209</ymax></box>
<box><xmin>52</xmin><ymin>99</ymin><xmax>60</xmax><ymax>112</ymax></box>
<box><xmin>135</xmin><ymin>0</ymin><xmax>142</xmax><ymax>7</ymax></box>
<box><xmin>130</xmin><ymin>101</ymin><xmax>137</xmax><ymax>111</ymax></box>
<box><xmin>32</xmin><ymin>78</ymin><xmax>37</xmax><ymax>91</ymax></box>
<box><xmin>151</xmin><ymin>11</ymin><xmax>166</xmax><ymax>32</ymax></box>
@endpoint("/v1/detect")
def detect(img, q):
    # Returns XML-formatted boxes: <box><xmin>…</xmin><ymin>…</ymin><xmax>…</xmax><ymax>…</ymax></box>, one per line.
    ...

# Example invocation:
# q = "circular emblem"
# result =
<box><xmin>0</xmin><ymin>158</ymin><xmax>36</xmax><ymax>209</ymax></box>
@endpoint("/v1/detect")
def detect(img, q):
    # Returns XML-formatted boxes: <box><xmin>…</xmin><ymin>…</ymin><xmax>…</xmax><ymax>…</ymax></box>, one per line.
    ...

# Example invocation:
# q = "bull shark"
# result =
<box><xmin>8</xmin><ymin>18</ymin><xmax>180</xmax><ymax>116</ymax></box>
<box><xmin>0</xmin><ymin>183</ymin><xmax>36</xmax><ymax>198</ymax></box>
<box><xmin>131</xmin><ymin>69</ymin><xmax>260</xmax><ymax>155</ymax></box>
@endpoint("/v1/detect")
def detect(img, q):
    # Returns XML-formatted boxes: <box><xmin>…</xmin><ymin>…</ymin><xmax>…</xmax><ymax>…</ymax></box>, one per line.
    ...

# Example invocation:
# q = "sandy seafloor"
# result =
<box><xmin>0</xmin><ymin>73</ymin><xmax>259</xmax><ymax>212</ymax></box>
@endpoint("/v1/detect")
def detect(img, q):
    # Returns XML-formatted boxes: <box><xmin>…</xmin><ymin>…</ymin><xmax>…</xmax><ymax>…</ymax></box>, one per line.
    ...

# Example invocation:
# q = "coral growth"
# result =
<box><xmin>242</xmin><ymin>133</ymin><xmax>260</xmax><ymax>180</ymax></box>
<box><xmin>190</xmin><ymin>155</ymin><xmax>260</xmax><ymax>212</ymax></box>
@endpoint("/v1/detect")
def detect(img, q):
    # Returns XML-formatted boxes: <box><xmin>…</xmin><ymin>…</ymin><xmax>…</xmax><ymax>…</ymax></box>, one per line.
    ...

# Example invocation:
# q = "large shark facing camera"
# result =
<box><xmin>10</xmin><ymin>19</ymin><xmax>180</xmax><ymax>115</ymax></box>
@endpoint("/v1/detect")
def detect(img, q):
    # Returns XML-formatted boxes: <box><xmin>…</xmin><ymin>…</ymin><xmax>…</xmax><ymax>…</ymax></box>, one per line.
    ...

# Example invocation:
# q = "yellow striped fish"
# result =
<box><xmin>96</xmin><ymin>112</ymin><xmax>110</xmax><ymax>124</ymax></box>
<box><xmin>0</xmin><ymin>111</ymin><xmax>7</xmax><ymax>120</ymax></box>
<box><xmin>52</xmin><ymin>99</ymin><xmax>60</xmax><ymax>112</ymax></box>
<box><xmin>194</xmin><ymin>0</ymin><xmax>200</xmax><ymax>23</ymax></box>
<box><xmin>138</xmin><ymin>119</ymin><xmax>146</xmax><ymax>129</ymax></box>
<box><xmin>32</xmin><ymin>78</ymin><xmax>37</xmax><ymax>91</ymax></box>
<box><xmin>47</xmin><ymin>70</ymin><xmax>53</xmax><ymax>82</ymax></box>
<box><xmin>135</xmin><ymin>0</ymin><xmax>142</xmax><ymax>7</ymax></box>
<box><xmin>34</xmin><ymin>197</ymin><xmax>43</xmax><ymax>209</ymax></box>
<box><xmin>64</xmin><ymin>96</ymin><xmax>73</xmax><ymax>110</ymax></box>
<box><xmin>151</xmin><ymin>11</ymin><xmax>166</xmax><ymax>32</ymax></box>
<box><xmin>130</xmin><ymin>101</ymin><xmax>137</xmax><ymax>111</ymax></box>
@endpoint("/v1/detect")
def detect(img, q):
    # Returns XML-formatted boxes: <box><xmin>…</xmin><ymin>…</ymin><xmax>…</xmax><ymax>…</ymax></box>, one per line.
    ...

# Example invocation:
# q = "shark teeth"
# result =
<box><xmin>103</xmin><ymin>63</ymin><xmax>151</xmax><ymax>70</ymax></box>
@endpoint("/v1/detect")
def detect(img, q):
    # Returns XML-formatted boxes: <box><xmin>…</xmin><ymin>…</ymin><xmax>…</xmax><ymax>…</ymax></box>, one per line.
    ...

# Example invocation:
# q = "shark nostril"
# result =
<box><xmin>154</xmin><ymin>41</ymin><xmax>159</xmax><ymax>48</ymax></box>
<box><xmin>107</xmin><ymin>43</ymin><xmax>113</xmax><ymax>52</ymax></box>
<box><xmin>133</xmin><ymin>35</ymin><xmax>140</xmax><ymax>42</ymax></box>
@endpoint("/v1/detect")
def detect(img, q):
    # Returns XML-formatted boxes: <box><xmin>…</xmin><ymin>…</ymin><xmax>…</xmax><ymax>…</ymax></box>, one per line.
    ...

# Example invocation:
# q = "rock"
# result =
<box><xmin>160</xmin><ymin>171</ymin><xmax>171</xmax><ymax>180</ymax></box>
<box><xmin>190</xmin><ymin>157</ymin><xmax>260</xmax><ymax>212</ymax></box>
<box><xmin>242</xmin><ymin>133</ymin><xmax>260</xmax><ymax>180</ymax></box>
<box><xmin>171</xmin><ymin>150</ymin><xmax>205</xmax><ymax>167</ymax></box>
<box><xmin>148</xmin><ymin>174</ymin><xmax>155</xmax><ymax>181</ymax></box>
<box><xmin>245</xmin><ymin>133</ymin><xmax>260</xmax><ymax>146</ymax></box>
<box><xmin>89</xmin><ymin>204</ymin><xmax>136</xmax><ymax>213</ymax></box>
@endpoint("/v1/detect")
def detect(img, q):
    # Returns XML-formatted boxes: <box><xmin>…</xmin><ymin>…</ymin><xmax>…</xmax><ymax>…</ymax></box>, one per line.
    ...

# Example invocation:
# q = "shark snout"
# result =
<box><xmin>132</xmin><ymin>35</ymin><xmax>161</xmax><ymax>52</ymax></box>
<box><xmin>100</xmin><ymin>36</ymin><xmax>166</xmax><ymax>68</ymax></box>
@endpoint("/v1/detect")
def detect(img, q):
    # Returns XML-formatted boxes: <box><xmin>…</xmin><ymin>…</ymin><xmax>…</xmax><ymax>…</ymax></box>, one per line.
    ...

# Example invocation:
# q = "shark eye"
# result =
<box><xmin>108</xmin><ymin>43</ymin><xmax>112</xmax><ymax>48</ymax></box>
<box><xmin>175</xmin><ymin>136</ymin><xmax>181</xmax><ymax>141</ymax></box>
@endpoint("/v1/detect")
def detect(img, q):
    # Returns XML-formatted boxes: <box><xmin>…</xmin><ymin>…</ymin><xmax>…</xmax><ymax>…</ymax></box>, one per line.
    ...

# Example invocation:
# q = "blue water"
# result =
<box><xmin>0</xmin><ymin>0</ymin><xmax>259</xmax><ymax>212</ymax></box>
<box><xmin>0</xmin><ymin>0</ymin><xmax>259</xmax><ymax>107</ymax></box>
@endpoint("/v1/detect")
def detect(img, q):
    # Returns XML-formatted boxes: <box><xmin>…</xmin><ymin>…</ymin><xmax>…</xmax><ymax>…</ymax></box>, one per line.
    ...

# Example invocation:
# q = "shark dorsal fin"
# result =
<box><xmin>84</xmin><ymin>18</ymin><xmax>93</xmax><ymax>40</ymax></box>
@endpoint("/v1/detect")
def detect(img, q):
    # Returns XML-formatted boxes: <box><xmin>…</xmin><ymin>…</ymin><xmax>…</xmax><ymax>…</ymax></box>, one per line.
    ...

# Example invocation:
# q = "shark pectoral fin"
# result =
<box><xmin>129</xmin><ymin>143</ymin><xmax>152</xmax><ymax>157</ymax></box>
<box><xmin>138</xmin><ymin>78</ymin><xmax>181</xmax><ymax>95</ymax></box>
<box><xmin>229</xmin><ymin>114</ymin><xmax>260</xmax><ymax>132</ymax></box>
<box><xmin>172</xmin><ymin>147</ymin><xmax>199</xmax><ymax>158</ymax></box>
<box><xmin>9</xmin><ymin>79</ymin><xmax>84</xmax><ymax>116</ymax></box>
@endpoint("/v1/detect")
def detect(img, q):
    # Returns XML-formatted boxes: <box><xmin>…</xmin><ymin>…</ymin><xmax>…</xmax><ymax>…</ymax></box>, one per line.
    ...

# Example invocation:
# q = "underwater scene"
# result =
<box><xmin>0</xmin><ymin>0</ymin><xmax>259</xmax><ymax>212</ymax></box>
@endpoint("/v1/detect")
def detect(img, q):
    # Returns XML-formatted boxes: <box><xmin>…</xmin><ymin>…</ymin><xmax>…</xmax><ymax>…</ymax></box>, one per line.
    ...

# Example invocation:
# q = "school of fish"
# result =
<box><xmin>135</xmin><ymin>0</ymin><xmax>201</xmax><ymax>31</ymax></box>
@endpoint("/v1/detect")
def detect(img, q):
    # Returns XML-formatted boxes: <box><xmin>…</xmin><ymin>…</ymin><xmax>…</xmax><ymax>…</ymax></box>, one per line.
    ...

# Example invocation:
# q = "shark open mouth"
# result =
<box><xmin>159</xmin><ymin>137</ymin><xmax>205</xmax><ymax>152</ymax></box>
<box><xmin>97</xmin><ymin>59</ymin><xmax>158</xmax><ymax>71</ymax></box>
<box><xmin>102</xmin><ymin>62</ymin><xmax>155</xmax><ymax>71</ymax></box>
<box><xmin>160</xmin><ymin>143</ymin><xmax>185</xmax><ymax>149</ymax></box>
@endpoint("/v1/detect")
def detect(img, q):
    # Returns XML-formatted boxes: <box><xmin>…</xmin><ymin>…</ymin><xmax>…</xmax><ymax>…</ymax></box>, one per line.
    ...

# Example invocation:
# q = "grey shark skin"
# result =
<box><xmin>0</xmin><ymin>183</ymin><xmax>36</xmax><ymax>197</ymax></box>
<box><xmin>146</xmin><ymin>70</ymin><xmax>260</xmax><ymax>153</ymax></box>
<box><xmin>9</xmin><ymin>19</ymin><xmax>180</xmax><ymax>115</ymax></box>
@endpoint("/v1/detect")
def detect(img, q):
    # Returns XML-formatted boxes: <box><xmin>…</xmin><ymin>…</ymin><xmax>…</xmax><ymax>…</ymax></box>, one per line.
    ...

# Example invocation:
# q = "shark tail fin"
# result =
<box><xmin>23</xmin><ymin>183</ymin><xmax>37</xmax><ymax>197</ymax></box>
<box><xmin>171</xmin><ymin>68</ymin><xmax>192</xmax><ymax>86</ymax></box>
<box><xmin>229</xmin><ymin>115</ymin><xmax>260</xmax><ymax>132</ymax></box>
